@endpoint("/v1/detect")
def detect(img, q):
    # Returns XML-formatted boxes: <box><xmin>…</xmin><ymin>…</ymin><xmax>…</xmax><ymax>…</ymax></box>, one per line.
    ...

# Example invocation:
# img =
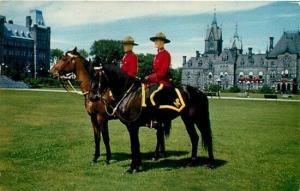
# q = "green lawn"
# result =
<box><xmin>0</xmin><ymin>90</ymin><xmax>299</xmax><ymax>191</ymax></box>
<box><xmin>220</xmin><ymin>92</ymin><xmax>300</xmax><ymax>100</ymax></box>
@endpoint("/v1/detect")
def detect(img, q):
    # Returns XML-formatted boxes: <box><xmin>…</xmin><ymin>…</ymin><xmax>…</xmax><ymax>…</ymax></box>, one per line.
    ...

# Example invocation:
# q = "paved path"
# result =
<box><xmin>1</xmin><ymin>88</ymin><xmax>300</xmax><ymax>102</ymax></box>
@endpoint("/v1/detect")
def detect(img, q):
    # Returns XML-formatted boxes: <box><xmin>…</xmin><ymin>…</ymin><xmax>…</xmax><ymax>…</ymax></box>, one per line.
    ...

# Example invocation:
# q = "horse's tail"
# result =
<box><xmin>162</xmin><ymin>120</ymin><xmax>172</xmax><ymax>138</ymax></box>
<box><xmin>183</xmin><ymin>85</ymin><xmax>213</xmax><ymax>151</ymax></box>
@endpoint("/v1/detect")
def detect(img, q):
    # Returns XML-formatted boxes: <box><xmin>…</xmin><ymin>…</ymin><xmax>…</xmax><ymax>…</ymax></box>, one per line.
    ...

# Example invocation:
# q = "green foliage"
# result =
<box><xmin>50</xmin><ymin>48</ymin><xmax>64</xmax><ymax>64</ymax></box>
<box><xmin>90</xmin><ymin>40</ymin><xmax>123</xmax><ymax>65</ymax></box>
<box><xmin>78</xmin><ymin>49</ymin><xmax>89</xmax><ymax>59</ymax></box>
<box><xmin>259</xmin><ymin>84</ymin><xmax>275</xmax><ymax>94</ymax></box>
<box><xmin>208</xmin><ymin>84</ymin><xmax>221</xmax><ymax>92</ymax></box>
<box><xmin>170</xmin><ymin>67</ymin><xmax>182</xmax><ymax>87</ymax></box>
<box><xmin>24</xmin><ymin>77</ymin><xmax>61</xmax><ymax>88</ymax></box>
<box><xmin>137</xmin><ymin>53</ymin><xmax>154</xmax><ymax>78</ymax></box>
<box><xmin>229</xmin><ymin>86</ymin><xmax>241</xmax><ymax>93</ymax></box>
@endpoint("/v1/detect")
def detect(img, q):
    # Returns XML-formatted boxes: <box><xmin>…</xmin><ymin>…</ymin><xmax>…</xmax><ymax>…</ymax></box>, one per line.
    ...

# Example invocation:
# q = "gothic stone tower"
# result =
<box><xmin>204</xmin><ymin>9</ymin><xmax>223</xmax><ymax>56</ymax></box>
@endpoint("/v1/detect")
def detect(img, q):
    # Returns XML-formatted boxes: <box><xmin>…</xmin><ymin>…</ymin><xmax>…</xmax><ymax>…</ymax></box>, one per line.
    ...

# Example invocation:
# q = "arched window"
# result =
<box><xmin>249</xmin><ymin>71</ymin><xmax>253</xmax><ymax>78</ymax></box>
<box><xmin>241</xmin><ymin>58</ymin><xmax>245</xmax><ymax>66</ymax></box>
<box><xmin>270</xmin><ymin>71</ymin><xmax>276</xmax><ymax>78</ymax></box>
<box><xmin>220</xmin><ymin>72</ymin><xmax>224</xmax><ymax>79</ymax></box>
<box><xmin>259</xmin><ymin>71</ymin><xmax>263</xmax><ymax>78</ymax></box>
<box><xmin>198</xmin><ymin>60</ymin><xmax>203</xmax><ymax>67</ymax></box>
<box><xmin>239</xmin><ymin>72</ymin><xmax>244</xmax><ymax>77</ymax></box>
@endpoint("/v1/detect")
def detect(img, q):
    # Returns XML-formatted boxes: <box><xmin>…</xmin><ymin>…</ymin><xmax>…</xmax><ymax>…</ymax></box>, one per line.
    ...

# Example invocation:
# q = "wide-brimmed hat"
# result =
<box><xmin>150</xmin><ymin>32</ymin><xmax>170</xmax><ymax>43</ymax></box>
<box><xmin>122</xmin><ymin>36</ymin><xmax>138</xmax><ymax>46</ymax></box>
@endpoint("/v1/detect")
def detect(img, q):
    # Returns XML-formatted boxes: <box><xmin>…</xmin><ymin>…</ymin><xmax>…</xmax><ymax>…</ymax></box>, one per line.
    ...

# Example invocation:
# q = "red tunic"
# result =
<box><xmin>120</xmin><ymin>51</ymin><xmax>138</xmax><ymax>78</ymax></box>
<box><xmin>146</xmin><ymin>48</ymin><xmax>171</xmax><ymax>87</ymax></box>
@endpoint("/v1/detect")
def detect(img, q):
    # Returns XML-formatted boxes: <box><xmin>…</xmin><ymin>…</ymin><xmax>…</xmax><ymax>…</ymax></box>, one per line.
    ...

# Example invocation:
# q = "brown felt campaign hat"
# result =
<box><xmin>150</xmin><ymin>32</ymin><xmax>171</xmax><ymax>43</ymax></box>
<box><xmin>122</xmin><ymin>36</ymin><xmax>138</xmax><ymax>46</ymax></box>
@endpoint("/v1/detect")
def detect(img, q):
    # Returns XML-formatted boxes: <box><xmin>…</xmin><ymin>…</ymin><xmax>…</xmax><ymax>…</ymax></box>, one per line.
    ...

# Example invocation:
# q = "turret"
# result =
<box><xmin>248</xmin><ymin>47</ymin><xmax>253</xmax><ymax>56</ymax></box>
<box><xmin>183</xmin><ymin>56</ymin><xmax>187</xmax><ymax>66</ymax></box>
<box><xmin>269</xmin><ymin>37</ymin><xmax>274</xmax><ymax>51</ymax></box>
<box><xmin>26</xmin><ymin>16</ymin><xmax>32</xmax><ymax>28</ymax></box>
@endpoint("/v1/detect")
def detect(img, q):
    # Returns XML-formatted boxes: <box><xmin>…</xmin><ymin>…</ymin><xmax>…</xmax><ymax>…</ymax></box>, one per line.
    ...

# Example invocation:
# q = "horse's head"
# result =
<box><xmin>49</xmin><ymin>47</ymin><xmax>80</xmax><ymax>78</ymax></box>
<box><xmin>88</xmin><ymin>57</ymin><xmax>110</xmax><ymax>102</ymax></box>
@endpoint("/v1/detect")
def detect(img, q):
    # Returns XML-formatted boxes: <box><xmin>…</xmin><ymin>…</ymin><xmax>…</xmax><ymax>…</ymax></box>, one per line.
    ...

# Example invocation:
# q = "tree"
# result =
<box><xmin>90</xmin><ymin>40</ymin><xmax>123</xmax><ymax>65</ymax></box>
<box><xmin>50</xmin><ymin>48</ymin><xmax>64</xmax><ymax>64</ymax></box>
<box><xmin>78</xmin><ymin>49</ymin><xmax>89</xmax><ymax>59</ymax></box>
<box><xmin>170</xmin><ymin>67</ymin><xmax>182</xmax><ymax>87</ymax></box>
<box><xmin>137</xmin><ymin>53</ymin><xmax>154</xmax><ymax>78</ymax></box>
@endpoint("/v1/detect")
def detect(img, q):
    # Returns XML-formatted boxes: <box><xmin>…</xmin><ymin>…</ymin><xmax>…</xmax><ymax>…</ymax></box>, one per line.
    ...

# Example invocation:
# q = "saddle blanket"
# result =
<box><xmin>141</xmin><ymin>83</ymin><xmax>186</xmax><ymax>112</ymax></box>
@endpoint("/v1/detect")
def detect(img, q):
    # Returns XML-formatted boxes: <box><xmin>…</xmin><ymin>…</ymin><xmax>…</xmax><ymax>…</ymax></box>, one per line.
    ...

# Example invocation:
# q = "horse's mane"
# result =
<box><xmin>66</xmin><ymin>50</ymin><xmax>93</xmax><ymax>77</ymax></box>
<box><xmin>93</xmin><ymin>56</ymin><xmax>135</xmax><ymax>100</ymax></box>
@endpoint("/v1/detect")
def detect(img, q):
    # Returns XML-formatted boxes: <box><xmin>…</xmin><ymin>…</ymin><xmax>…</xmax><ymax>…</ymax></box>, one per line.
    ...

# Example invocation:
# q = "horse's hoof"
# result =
<box><xmin>104</xmin><ymin>160</ymin><xmax>110</xmax><ymax>166</ymax></box>
<box><xmin>207</xmin><ymin>162</ymin><xmax>216</xmax><ymax>169</ymax></box>
<box><xmin>90</xmin><ymin>161</ymin><xmax>97</xmax><ymax>166</ymax></box>
<box><xmin>124</xmin><ymin>168</ymin><xmax>133</xmax><ymax>174</ymax></box>
<box><xmin>186</xmin><ymin>157</ymin><xmax>198</xmax><ymax>167</ymax></box>
<box><xmin>152</xmin><ymin>156</ymin><xmax>159</xmax><ymax>161</ymax></box>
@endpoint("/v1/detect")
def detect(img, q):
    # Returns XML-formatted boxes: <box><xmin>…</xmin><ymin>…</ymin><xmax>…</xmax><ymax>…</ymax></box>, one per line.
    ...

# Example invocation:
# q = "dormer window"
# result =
<box><xmin>198</xmin><ymin>60</ymin><xmax>203</xmax><ymax>67</ymax></box>
<box><xmin>241</xmin><ymin>58</ymin><xmax>245</xmax><ymax>66</ymax></box>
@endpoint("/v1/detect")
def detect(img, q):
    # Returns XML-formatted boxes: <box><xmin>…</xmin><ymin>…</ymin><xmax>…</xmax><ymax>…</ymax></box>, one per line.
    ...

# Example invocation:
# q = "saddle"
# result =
<box><xmin>141</xmin><ymin>83</ymin><xmax>186</xmax><ymax>112</ymax></box>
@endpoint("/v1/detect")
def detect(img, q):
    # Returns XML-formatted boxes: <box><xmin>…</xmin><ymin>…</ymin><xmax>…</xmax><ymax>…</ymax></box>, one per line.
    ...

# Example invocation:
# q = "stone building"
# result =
<box><xmin>0</xmin><ymin>10</ymin><xmax>50</xmax><ymax>79</ymax></box>
<box><xmin>182</xmin><ymin>11</ymin><xmax>299</xmax><ymax>93</ymax></box>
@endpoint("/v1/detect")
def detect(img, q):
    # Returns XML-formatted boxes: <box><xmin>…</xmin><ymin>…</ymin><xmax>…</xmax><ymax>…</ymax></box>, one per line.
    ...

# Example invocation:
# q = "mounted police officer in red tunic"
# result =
<box><xmin>120</xmin><ymin>36</ymin><xmax>138</xmax><ymax>78</ymax></box>
<box><xmin>145</xmin><ymin>32</ymin><xmax>171</xmax><ymax>87</ymax></box>
<box><xmin>144</xmin><ymin>32</ymin><xmax>173</xmax><ymax>128</ymax></box>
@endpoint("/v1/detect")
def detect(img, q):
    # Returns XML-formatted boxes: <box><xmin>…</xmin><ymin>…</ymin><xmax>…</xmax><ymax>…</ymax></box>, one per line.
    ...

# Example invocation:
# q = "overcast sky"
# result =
<box><xmin>1</xmin><ymin>1</ymin><xmax>300</xmax><ymax>67</ymax></box>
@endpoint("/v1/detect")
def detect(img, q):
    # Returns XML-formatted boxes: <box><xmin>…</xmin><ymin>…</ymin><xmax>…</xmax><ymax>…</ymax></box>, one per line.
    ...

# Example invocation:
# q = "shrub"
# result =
<box><xmin>259</xmin><ymin>85</ymin><xmax>274</xmax><ymax>94</ymax></box>
<box><xmin>24</xmin><ymin>77</ymin><xmax>61</xmax><ymax>88</ymax></box>
<box><xmin>229</xmin><ymin>86</ymin><xmax>241</xmax><ymax>93</ymax></box>
<box><xmin>208</xmin><ymin>84</ymin><xmax>220</xmax><ymax>92</ymax></box>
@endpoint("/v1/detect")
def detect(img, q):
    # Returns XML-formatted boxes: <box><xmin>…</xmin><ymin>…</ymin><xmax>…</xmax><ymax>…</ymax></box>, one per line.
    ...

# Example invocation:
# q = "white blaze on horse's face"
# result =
<box><xmin>67</xmin><ymin>53</ymin><xmax>77</xmax><ymax>65</ymax></box>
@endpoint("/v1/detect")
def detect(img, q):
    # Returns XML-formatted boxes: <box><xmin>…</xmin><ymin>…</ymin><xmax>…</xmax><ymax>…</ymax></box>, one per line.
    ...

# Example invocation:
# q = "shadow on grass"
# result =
<box><xmin>110</xmin><ymin>150</ymin><xmax>189</xmax><ymax>163</ymax></box>
<box><xmin>109</xmin><ymin>150</ymin><xmax>227</xmax><ymax>172</ymax></box>
<box><xmin>141</xmin><ymin>157</ymin><xmax>227</xmax><ymax>172</ymax></box>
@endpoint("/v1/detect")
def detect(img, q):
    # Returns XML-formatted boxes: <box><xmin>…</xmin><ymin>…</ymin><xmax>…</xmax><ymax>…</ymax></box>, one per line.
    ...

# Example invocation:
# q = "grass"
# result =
<box><xmin>220</xmin><ymin>92</ymin><xmax>300</xmax><ymax>99</ymax></box>
<box><xmin>0</xmin><ymin>90</ymin><xmax>299</xmax><ymax>191</ymax></box>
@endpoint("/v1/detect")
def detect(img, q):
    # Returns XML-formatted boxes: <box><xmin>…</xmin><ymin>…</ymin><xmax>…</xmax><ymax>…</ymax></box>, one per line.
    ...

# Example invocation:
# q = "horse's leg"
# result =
<box><xmin>91</xmin><ymin>115</ymin><xmax>101</xmax><ymax>164</ymax></box>
<box><xmin>196</xmin><ymin>118</ymin><xmax>215</xmax><ymax>168</ymax></box>
<box><xmin>181</xmin><ymin>115</ymin><xmax>199</xmax><ymax>166</ymax></box>
<box><xmin>153</xmin><ymin>125</ymin><xmax>165</xmax><ymax>161</ymax></box>
<box><xmin>102</xmin><ymin>119</ymin><xmax>111</xmax><ymax>165</ymax></box>
<box><xmin>126</xmin><ymin>125</ymin><xmax>141</xmax><ymax>173</ymax></box>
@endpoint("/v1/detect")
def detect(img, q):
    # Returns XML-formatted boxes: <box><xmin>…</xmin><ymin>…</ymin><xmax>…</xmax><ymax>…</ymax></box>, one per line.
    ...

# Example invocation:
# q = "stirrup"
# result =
<box><xmin>150</xmin><ymin>120</ymin><xmax>159</xmax><ymax>129</ymax></box>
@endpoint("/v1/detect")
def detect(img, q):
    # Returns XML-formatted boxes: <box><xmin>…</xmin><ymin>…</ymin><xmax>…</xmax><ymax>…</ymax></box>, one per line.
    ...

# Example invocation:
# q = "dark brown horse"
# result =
<box><xmin>89</xmin><ymin>60</ymin><xmax>214</xmax><ymax>173</ymax></box>
<box><xmin>49</xmin><ymin>48</ymin><xmax>169</xmax><ymax>165</ymax></box>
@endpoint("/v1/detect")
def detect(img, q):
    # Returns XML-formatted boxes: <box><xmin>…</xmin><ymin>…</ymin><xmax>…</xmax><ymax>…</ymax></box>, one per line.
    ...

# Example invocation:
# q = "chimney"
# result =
<box><xmin>8</xmin><ymin>20</ymin><xmax>13</xmax><ymax>24</ymax></box>
<box><xmin>196</xmin><ymin>51</ymin><xmax>200</xmax><ymax>58</ymax></box>
<box><xmin>0</xmin><ymin>16</ymin><xmax>6</xmax><ymax>23</ymax></box>
<box><xmin>183</xmin><ymin>56</ymin><xmax>187</xmax><ymax>65</ymax></box>
<box><xmin>269</xmin><ymin>37</ymin><xmax>274</xmax><ymax>51</ymax></box>
<box><xmin>26</xmin><ymin>16</ymin><xmax>32</xmax><ymax>28</ymax></box>
<box><xmin>248</xmin><ymin>47</ymin><xmax>253</xmax><ymax>56</ymax></box>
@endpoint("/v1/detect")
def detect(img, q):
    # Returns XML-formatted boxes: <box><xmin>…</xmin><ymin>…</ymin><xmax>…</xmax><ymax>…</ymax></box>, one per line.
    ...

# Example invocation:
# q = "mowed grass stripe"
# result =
<box><xmin>0</xmin><ymin>90</ymin><xmax>299</xmax><ymax>191</ymax></box>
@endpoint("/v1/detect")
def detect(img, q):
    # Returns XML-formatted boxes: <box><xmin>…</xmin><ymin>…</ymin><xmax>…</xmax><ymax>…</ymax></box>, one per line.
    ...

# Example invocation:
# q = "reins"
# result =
<box><xmin>94</xmin><ymin>65</ymin><xmax>142</xmax><ymax>123</ymax></box>
<box><xmin>58</xmin><ymin>73</ymin><xmax>87</xmax><ymax>95</ymax></box>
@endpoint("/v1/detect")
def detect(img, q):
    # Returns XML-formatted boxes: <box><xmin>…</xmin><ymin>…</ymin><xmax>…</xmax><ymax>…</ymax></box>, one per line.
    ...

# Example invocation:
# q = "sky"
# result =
<box><xmin>1</xmin><ymin>1</ymin><xmax>300</xmax><ymax>68</ymax></box>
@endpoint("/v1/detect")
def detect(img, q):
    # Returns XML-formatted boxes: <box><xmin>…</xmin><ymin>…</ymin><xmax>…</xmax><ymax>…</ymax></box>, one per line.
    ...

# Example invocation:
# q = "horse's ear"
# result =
<box><xmin>73</xmin><ymin>47</ymin><xmax>77</xmax><ymax>52</ymax></box>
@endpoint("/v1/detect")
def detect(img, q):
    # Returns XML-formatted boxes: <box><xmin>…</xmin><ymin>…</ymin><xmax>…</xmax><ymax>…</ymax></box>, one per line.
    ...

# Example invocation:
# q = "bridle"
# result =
<box><xmin>92</xmin><ymin>64</ymin><xmax>137</xmax><ymax>120</ymax></box>
<box><xmin>56</xmin><ymin>52</ymin><xmax>87</xmax><ymax>95</ymax></box>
